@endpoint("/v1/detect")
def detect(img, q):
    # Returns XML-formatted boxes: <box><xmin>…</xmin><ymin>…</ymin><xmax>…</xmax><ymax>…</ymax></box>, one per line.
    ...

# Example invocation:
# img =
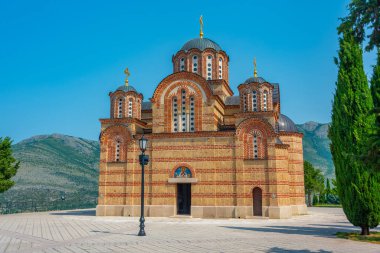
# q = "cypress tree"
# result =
<box><xmin>371</xmin><ymin>49</ymin><xmax>380</xmax><ymax>111</ymax></box>
<box><xmin>364</xmin><ymin>49</ymin><xmax>380</xmax><ymax>170</ymax></box>
<box><xmin>329</xmin><ymin>32</ymin><xmax>380</xmax><ymax>235</ymax></box>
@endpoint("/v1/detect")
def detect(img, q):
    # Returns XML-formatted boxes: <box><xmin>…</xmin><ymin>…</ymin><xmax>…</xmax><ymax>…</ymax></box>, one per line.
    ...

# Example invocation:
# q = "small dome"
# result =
<box><xmin>278</xmin><ymin>114</ymin><xmax>298</xmax><ymax>133</ymax></box>
<box><xmin>244</xmin><ymin>77</ymin><xmax>267</xmax><ymax>84</ymax></box>
<box><xmin>116</xmin><ymin>85</ymin><xmax>137</xmax><ymax>93</ymax></box>
<box><xmin>181</xmin><ymin>38</ymin><xmax>222</xmax><ymax>52</ymax></box>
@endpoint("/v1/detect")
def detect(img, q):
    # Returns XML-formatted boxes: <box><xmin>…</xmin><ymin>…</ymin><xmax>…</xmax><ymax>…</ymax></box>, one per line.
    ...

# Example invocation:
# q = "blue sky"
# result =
<box><xmin>0</xmin><ymin>0</ymin><xmax>377</xmax><ymax>143</ymax></box>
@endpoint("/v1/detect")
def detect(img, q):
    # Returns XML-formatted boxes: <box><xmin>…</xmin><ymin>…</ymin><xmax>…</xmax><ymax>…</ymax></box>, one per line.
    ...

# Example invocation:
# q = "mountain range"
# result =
<box><xmin>0</xmin><ymin>122</ymin><xmax>333</xmax><ymax>210</ymax></box>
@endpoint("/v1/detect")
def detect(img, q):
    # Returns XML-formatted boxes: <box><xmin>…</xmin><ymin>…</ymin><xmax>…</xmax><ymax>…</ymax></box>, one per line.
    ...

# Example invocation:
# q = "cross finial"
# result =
<box><xmin>124</xmin><ymin>67</ymin><xmax>130</xmax><ymax>86</ymax></box>
<box><xmin>254</xmin><ymin>58</ymin><xmax>258</xmax><ymax>77</ymax></box>
<box><xmin>200</xmin><ymin>15</ymin><xmax>204</xmax><ymax>39</ymax></box>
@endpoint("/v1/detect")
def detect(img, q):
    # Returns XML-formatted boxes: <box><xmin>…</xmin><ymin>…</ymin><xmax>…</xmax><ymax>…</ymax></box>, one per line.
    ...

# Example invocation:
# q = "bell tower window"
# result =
<box><xmin>128</xmin><ymin>98</ymin><xmax>133</xmax><ymax>117</ymax></box>
<box><xmin>192</xmin><ymin>55</ymin><xmax>198</xmax><ymax>73</ymax></box>
<box><xmin>180</xmin><ymin>58</ymin><xmax>185</xmax><ymax>71</ymax></box>
<box><xmin>218</xmin><ymin>57</ymin><xmax>223</xmax><ymax>79</ymax></box>
<box><xmin>263</xmin><ymin>91</ymin><xmax>268</xmax><ymax>111</ymax></box>
<box><xmin>243</xmin><ymin>94</ymin><xmax>247</xmax><ymax>112</ymax></box>
<box><xmin>252</xmin><ymin>91</ymin><xmax>258</xmax><ymax>112</ymax></box>
<box><xmin>206</xmin><ymin>55</ymin><xmax>212</xmax><ymax>80</ymax></box>
<box><xmin>117</xmin><ymin>98</ymin><xmax>123</xmax><ymax>118</ymax></box>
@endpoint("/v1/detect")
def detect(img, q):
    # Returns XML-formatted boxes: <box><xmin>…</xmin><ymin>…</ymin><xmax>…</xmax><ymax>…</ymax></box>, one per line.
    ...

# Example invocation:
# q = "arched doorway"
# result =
<box><xmin>252</xmin><ymin>187</ymin><xmax>262</xmax><ymax>216</ymax></box>
<box><xmin>174</xmin><ymin>166</ymin><xmax>192</xmax><ymax>215</ymax></box>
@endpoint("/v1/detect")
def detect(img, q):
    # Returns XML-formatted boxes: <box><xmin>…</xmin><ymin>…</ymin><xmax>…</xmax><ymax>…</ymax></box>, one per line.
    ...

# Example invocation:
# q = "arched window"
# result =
<box><xmin>250</xmin><ymin>130</ymin><xmax>263</xmax><ymax>159</ymax></box>
<box><xmin>115</xmin><ymin>140</ymin><xmax>121</xmax><ymax>162</ymax></box>
<box><xmin>128</xmin><ymin>98</ymin><xmax>133</xmax><ymax>117</ymax></box>
<box><xmin>192</xmin><ymin>55</ymin><xmax>198</xmax><ymax>73</ymax></box>
<box><xmin>171</xmin><ymin>89</ymin><xmax>197</xmax><ymax>133</ymax></box>
<box><xmin>218</xmin><ymin>57</ymin><xmax>223</xmax><ymax>79</ymax></box>
<box><xmin>181</xmin><ymin>89</ymin><xmax>187</xmax><ymax>132</ymax></box>
<box><xmin>172</xmin><ymin>97</ymin><xmax>178</xmax><ymax>132</ymax></box>
<box><xmin>180</xmin><ymin>58</ymin><xmax>185</xmax><ymax>71</ymax></box>
<box><xmin>263</xmin><ymin>91</ymin><xmax>268</xmax><ymax>111</ymax></box>
<box><xmin>206</xmin><ymin>55</ymin><xmax>212</xmax><ymax>80</ymax></box>
<box><xmin>190</xmin><ymin>96</ymin><xmax>195</xmax><ymax>132</ymax></box>
<box><xmin>117</xmin><ymin>98</ymin><xmax>123</xmax><ymax>118</ymax></box>
<box><xmin>253</xmin><ymin>134</ymin><xmax>259</xmax><ymax>159</ymax></box>
<box><xmin>243</xmin><ymin>94</ymin><xmax>247</xmax><ymax>112</ymax></box>
<box><xmin>252</xmin><ymin>91</ymin><xmax>258</xmax><ymax>112</ymax></box>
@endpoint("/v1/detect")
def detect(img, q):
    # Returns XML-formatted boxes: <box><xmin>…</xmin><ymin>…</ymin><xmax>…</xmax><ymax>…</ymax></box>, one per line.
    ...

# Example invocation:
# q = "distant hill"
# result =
<box><xmin>296</xmin><ymin>122</ymin><xmax>334</xmax><ymax>178</ymax></box>
<box><xmin>0</xmin><ymin>134</ymin><xmax>99</xmax><ymax>211</ymax></box>
<box><xmin>0</xmin><ymin>125</ymin><xmax>334</xmax><ymax>211</ymax></box>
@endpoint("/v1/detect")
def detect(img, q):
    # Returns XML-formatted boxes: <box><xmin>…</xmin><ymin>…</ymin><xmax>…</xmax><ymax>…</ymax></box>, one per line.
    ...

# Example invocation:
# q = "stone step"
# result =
<box><xmin>245</xmin><ymin>216</ymin><xmax>269</xmax><ymax>220</ymax></box>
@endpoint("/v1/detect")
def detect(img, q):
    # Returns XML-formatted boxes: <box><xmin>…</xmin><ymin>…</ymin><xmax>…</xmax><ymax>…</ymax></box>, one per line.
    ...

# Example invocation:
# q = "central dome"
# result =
<box><xmin>181</xmin><ymin>38</ymin><xmax>222</xmax><ymax>52</ymax></box>
<box><xmin>244</xmin><ymin>77</ymin><xmax>267</xmax><ymax>84</ymax></box>
<box><xmin>116</xmin><ymin>85</ymin><xmax>137</xmax><ymax>93</ymax></box>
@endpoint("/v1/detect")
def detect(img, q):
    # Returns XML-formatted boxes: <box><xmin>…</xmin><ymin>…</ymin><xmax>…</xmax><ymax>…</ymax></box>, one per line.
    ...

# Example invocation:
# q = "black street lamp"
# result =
<box><xmin>138</xmin><ymin>135</ymin><xmax>149</xmax><ymax>236</ymax></box>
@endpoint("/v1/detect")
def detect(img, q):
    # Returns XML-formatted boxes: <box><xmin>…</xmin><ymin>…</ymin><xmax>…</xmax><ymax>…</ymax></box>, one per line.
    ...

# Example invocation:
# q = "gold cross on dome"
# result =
<box><xmin>200</xmin><ymin>15</ymin><xmax>204</xmax><ymax>39</ymax></box>
<box><xmin>124</xmin><ymin>68</ymin><xmax>130</xmax><ymax>86</ymax></box>
<box><xmin>254</xmin><ymin>58</ymin><xmax>258</xmax><ymax>77</ymax></box>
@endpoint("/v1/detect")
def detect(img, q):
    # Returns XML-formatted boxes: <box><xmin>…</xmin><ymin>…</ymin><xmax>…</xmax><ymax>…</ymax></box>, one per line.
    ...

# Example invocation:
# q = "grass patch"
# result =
<box><xmin>336</xmin><ymin>232</ymin><xmax>380</xmax><ymax>244</ymax></box>
<box><xmin>313</xmin><ymin>204</ymin><xmax>342</xmax><ymax>208</ymax></box>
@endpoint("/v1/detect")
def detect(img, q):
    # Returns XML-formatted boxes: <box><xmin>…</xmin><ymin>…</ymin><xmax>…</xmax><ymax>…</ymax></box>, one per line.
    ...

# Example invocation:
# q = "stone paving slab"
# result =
<box><xmin>0</xmin><ymin>208</ymin><xmax>379</xmax><ymax>253</ymax></box>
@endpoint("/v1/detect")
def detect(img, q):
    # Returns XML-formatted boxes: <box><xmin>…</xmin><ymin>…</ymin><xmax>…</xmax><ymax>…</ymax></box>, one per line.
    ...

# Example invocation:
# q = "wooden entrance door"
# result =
<box><xmin>253</xmin><ymin>187</ymin><xmax>262</xmax><ymax>216</ymax></box>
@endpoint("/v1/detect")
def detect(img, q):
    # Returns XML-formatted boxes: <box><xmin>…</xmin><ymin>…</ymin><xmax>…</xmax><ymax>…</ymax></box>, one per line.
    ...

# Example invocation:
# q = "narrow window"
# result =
<box><xmin>189</xmin><ymin>96</ymin><xmax>195</xmax><ymax>132</ymax></box>
<box><xmin>117</xmin><ymin>98</ymin><xmax>123</xmax><ymax>118</ymax></box>
<box><xmin>128</xmin><ymin>98</ymin><xmax>133</xmax><ymax>117</ymax></box>
<box><xmin>180</xmin><ymin>58</ymin><xmax>185</xmax><ymax>71</ymax></box>
<box><xmin>115</xmin><ymin>140</ymin><xmax>121</xmax><ymax>162</ymax></box>
<box><xmin>243</xmin><ymin>94</ymin><xmax>247</xmax><ymax>112</ymax></box>
<box><xmin>218</xmin><ymin>57</ymin><xmax>223</xmax><ymax>79</ymax></box>
<box><xmin>192</xmin><ymin>55</ymin><xmax>198</xmax><ymax>73</ymax></box>
<box><xmin>252</xmin><ymin>91</ymin><xmax>258</xmax><ymax>112</ymax></box>
<box><xmin>263</xmin><ymin>91</ymin><xmax>268</xmax><ymax>111</ymax></box>
<box><xmin>253</xmin><ymin>134</ymin><xmax>258</xmax><ymax>159</ymax></box>
<box><xmin>206</xmin><ymin>55</ymin><xmax>212</xmax><ymax>80</ymax></box>
<box><xmin>172</xmin><ymin>97</ymin><xmax>178</xmax><ymax>132</ymax></box>
<box><xmin>181</xmin><ymin>89</ymin><xmax>187</xmax><ymax>132</ymax></box>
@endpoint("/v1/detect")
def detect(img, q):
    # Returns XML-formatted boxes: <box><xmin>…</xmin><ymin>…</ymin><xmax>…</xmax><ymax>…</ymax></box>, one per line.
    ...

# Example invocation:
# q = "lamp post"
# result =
<box><xmin>138</xmin><ymin>135</ymin><xmax>149</xmax><ymax>236</ymax></box>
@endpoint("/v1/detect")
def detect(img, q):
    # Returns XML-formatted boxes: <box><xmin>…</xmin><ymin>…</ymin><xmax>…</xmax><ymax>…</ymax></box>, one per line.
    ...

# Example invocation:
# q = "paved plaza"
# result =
<box><xmin>0</xmin><ymin>208</ymin><xmax>378</xmax><ymax>253</ymax></box>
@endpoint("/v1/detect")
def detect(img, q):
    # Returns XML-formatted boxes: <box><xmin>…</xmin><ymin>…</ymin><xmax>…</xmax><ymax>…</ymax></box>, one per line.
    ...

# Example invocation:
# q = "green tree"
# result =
<box><xmin>363</xmin><ymin>49</ymin><xmax>380</xmax><ymax>170</ymax></box>
<box><xmin>0</xmin><ymin>137</ymin><xmax>19</xmax><ymax>193</ymax></box>
<box><xmin>326</xmin><ymin>178</ymin><xmax>331</xmax><ymax>195</ymax></box>
<box><xmin>329</xmin><ymin>31</ymin><xmax>380</xmax><ymax>235</ymax></box>
<box><xmin>331</xmin><ymin>178</ymin><xmax>339</xmax><ymax>197</ymax></box>
<box><xmin>304</xmin><ymin>161</ymin><xmax>325</xmax><ymax>207</ymax></box>
<box><xmin>338</xmin><ymin>0</ymin><xmax>380</xmax><ymax>52</ymax></box>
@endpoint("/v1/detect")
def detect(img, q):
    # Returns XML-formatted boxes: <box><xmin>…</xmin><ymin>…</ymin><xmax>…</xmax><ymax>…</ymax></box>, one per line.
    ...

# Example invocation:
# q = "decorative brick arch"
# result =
<box><xmin>170</xmin><ymin>163</ymin><xmax>196</xmax><ymax>178</ymax></box>
<box><xmin>236</xmin><ymin>117</ymin><xmax>276</xmax><ymax>139</ymax></box>
<box><xmin>151</xmin><ymin>72</ymin><xmax>213</xmax><ymax>106</ymax></box>
<box><xmin>100</xmin><ymin>125</ymin><xmax>133</xmax><ymax>162</ymax></box>
<box><xmin>163</xmin><ymin>81</ymin><xmax>204</xmax><ymax>132</ymax></box>
<box><xmin>236</xmin><ymin>118</ymin><xmax>276</xmax><ymax>159</ymax></box>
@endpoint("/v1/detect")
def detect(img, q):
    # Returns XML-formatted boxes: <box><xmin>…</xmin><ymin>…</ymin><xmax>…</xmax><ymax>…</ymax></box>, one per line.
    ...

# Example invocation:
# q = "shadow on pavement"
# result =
<box><xmin>49</xmin><ymin>209</ymin><xmax>96</xmax><ymax>216</ymax></box>
<box><xmin>221</xmin><ymin>225</ymin><xmax>354</xmax><ymax>238</ymax></box>
<box><xmin>267</xmin><ymin>247</ymin><xmax>332</xmax><ymax>253</ymax></box>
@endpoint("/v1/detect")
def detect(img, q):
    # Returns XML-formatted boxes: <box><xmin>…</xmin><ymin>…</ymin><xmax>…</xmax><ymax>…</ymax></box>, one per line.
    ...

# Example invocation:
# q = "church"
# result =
<box><xmin>97</xmin><ymin>21</ymin><xmax>307</xmax><ymax>219</ymax></box>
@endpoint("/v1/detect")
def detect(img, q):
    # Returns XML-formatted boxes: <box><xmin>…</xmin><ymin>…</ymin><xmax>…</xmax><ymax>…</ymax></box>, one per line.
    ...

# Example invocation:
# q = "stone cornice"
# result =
<box><xmin>100</xmin><ymin>118</ymin><xmax>148</xmax><ymax>127</ymax></box>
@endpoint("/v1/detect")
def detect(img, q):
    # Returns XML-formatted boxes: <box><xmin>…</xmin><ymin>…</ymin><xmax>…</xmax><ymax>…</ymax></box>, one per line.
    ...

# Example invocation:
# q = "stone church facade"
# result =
<box><xmin>97</xmin><ymin>31</ymin><xmax>307</xmax><ymax>219</ymax></box>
